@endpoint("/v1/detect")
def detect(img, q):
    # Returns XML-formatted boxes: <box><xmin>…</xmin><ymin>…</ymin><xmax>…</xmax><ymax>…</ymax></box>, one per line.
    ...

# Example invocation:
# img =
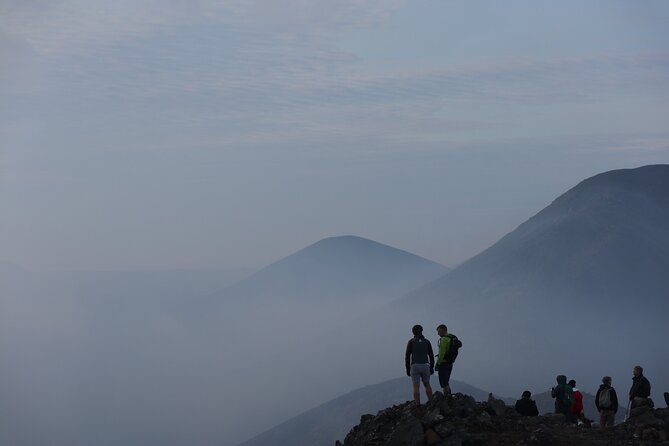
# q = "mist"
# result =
<box><xmin>2</xmin><ymin>1</ymin><xmax>669</xmax><ymax>446</ymax></box>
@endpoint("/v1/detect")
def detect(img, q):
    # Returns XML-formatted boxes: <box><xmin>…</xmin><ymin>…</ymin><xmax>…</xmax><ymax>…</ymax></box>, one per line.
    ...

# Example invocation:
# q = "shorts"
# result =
<box><xmin>410</xmin><ymin>363</ymin><xmax>431</xmax><ymax>385</ymax></box>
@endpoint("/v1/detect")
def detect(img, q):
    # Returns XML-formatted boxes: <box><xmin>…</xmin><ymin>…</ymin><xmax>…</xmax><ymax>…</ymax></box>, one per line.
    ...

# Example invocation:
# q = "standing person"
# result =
<box><xmin>595</xmin><ymin>376</ymin><xmax>619</xmax><ymax>429</ymax></box>
<box><xmin>568</xmin><ymin>379</ymin><xmax>592</xmax><ymax>427</ymax></box>
<box><xmin>551</xmin><ymin>375</ymin><xmax>574</xmax><ymax>421</ymax></box>
<box><xmin>435</xmin><ymin>324</ymin><xmax>462</xmax><ymax>395</ymax></box>
<box><xmin>515</xmin><ymin>391</ymin><xmax>539</xmax><ymax>416</ymax></box>
<box><xmin>405</xmin><ymin>325</ymin><xmax>435</xmax><ymax>405</ymax></box>
<box><xmin>629</xmin><ymin>365</ymin><xmax>651</xmax><ymax>408</ymax></box>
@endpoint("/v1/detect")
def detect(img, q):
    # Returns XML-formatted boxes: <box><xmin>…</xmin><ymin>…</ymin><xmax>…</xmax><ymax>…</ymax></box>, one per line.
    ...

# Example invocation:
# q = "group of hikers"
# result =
<box><xmin>545</xmin><ymin>365</ymin><xmax>654</xmax><ymax>428</ymax></box>
<box><xmin>404</xmin><ymin>325</ymin><xmax>665</xmax><ymax>429</ymax></box>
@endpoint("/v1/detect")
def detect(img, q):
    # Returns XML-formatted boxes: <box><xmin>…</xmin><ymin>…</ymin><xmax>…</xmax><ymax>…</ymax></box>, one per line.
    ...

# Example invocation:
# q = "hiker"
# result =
<box><xmin>435</xmin><ymin>324</ymin><xmax>462</xmax><ymax>395</ymax></box>
<box><xmin>405</xmin><ymin>324</ymin><xmax>435</xmax><ymax>405</ymax></box>
<box><xmin>551</xmin><ymin>375</ymin><xmax>574</xmax><ymax>421</ymax></box>
<box><xmin>515</xmin><ymin>391</ymin><xmax>539</xmax><ymax>416</ymax></box>
<box><xmin>568</xmin><ymin>379</ymin><xmax>592</xmax><ymax>427</ymax></box>
<box><xmin>595</xmin><ymin>376</ymin><xmax>618</xmax><ymax>429</ymax></box>
<box><xmin>629</xmin><ymin>365</ymin><xmax>651</xmax><ymax>408</ymax></box>
<box><xmin>664</xmin><ymin>392</ymin><xmax>669</xmax><ymax>408</ymax></box>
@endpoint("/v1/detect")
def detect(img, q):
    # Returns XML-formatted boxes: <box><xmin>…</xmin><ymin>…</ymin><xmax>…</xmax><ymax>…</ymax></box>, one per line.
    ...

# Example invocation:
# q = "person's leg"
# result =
<box><xmin>424</xmin><ymin>381</ymin><xmax>433</xmax><ymax>401</ymax></box>
<box><xmin>410</xmin><ymin>365</ymin><xmax>421</xmax><ymax>404</ymax></box>
<box><xmin>418</xmin><ymin>364</ymin><xmax>432</xmax><ymax>402</ymax></box>
<box><xmin>438</xmin><ymin>362</ymin><xmax>453</xmax><ymax>395</ymax></box>
<box><xmin>412</xmin><ymin>382</ymin><xmax>421</xmax><ymax>404</ymax></box>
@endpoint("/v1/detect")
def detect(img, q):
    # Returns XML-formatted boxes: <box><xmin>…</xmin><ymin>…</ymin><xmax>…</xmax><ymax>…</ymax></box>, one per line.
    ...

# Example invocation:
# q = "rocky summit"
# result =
<box><xmin>336</xmin><ymin>392</ymin><xmax>669</xmax><ymax>446</ymax></box>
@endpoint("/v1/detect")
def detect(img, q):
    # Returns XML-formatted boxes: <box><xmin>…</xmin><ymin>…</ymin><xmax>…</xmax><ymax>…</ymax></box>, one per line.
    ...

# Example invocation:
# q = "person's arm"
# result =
<box><xmin>531</xmin><ymin>401</ymin><xmax>539</xmax><ymax>416</ymax></box>
<box><xmin>595</xmin><ymin>388</ymin><xmax>601</xmax><ymax>411</ymax></box>
<box><xmin>405</xmin><ymin>340</ymin><xmax>412</xmax><ymax>375</ymax></box>
<box><xmin>427</xmin><ymin>340</ymin><xmax>435</xmax><ymax>371</ymax></box>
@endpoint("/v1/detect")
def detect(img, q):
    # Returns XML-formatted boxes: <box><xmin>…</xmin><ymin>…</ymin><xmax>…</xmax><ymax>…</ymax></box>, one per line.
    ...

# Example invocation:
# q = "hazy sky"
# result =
<box><xmin>2</xmin><ymin>0</ymin><xmax>669</xmax><ymax>270</ymax></box>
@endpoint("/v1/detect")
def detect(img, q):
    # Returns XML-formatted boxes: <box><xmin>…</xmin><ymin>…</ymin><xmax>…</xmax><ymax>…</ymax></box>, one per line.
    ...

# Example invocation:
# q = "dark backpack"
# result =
<box><xmin>562</xmin><ymin>386</ymin><xmax>574</xmax><ymax>408</ymax></box>
<box><xmin>444</xmin><ymin>334</ymin><xmax>462</xmax><ymax>363</ymax></box>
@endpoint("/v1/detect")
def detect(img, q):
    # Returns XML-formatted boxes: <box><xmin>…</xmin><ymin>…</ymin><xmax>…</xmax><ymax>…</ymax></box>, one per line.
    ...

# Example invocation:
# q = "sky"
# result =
<box><xmin>2</xmin><ymin>0</ymin><xmax>669</xmax><ymax>270</ymax></box>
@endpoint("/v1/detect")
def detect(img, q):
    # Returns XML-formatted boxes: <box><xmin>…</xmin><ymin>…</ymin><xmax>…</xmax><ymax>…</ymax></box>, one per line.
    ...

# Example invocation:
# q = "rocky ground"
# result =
<box><xmin>337</xmin><ymin>392</ymin><xmax>669</xmax><ymax>446</ymax></box>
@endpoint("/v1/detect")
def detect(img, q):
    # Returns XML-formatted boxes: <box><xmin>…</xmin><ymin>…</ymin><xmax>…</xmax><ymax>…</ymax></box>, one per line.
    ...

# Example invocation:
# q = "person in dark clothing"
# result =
<box><xmin>435</xmin><ymin>324</ymin><xmax>459</xmax><ymax>395</ymax></box>
<box><xmin>664</xmin><ymin>392</ymin><xmax>669</xmax><ymax>408</ymax></box>
<box><xmin>515</xmin><ymin>391</ymin><xmax>539</xmax><ymax>416</ymax></box>
<box><xmin>405</xmin><ymin>324</ymin><xmax>434</xmax><ymax>405</ymax></box>
<box><xmin>551</xmin><ymin>375</ymin><xmax>574</xmax><ymax>421</ymax></box>
<box><xmin>629</xmin><ymin>365</ymin><xmax>651</xmax><ymax>409</ymax></box>
<box><xmin>595</xmin><ymin>376</ymin><xmax>619</xmax><ymax>429</ymax></box>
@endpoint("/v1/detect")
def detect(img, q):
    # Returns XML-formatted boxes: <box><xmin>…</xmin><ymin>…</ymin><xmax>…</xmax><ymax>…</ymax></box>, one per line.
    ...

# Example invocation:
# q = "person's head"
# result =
<box><xmin>633</xmin><ymin>366</ymin><xmax>643</xmax><ymax>377</ymax></box>
<box><xmin>556</xmin><ymin>375</ymin><xmax>567</xmax><ymax>385</ymax></box>
<box><xmin>602</xmin><ymin>376</ymin><xmax>612</xmax><ymax>385</ymax></box>
<box><xmin>412</xmin><ymin>324</ymin><xmax>423</xmax><ymax>336</ymax></box>
<box><xmin>436</xmin><ymin>324</ymin><xmax>447</xmax><ymax>336</ymax></box>
<box><xmin>568</xmin><ymin>379</ymin><xmax>576</xmax><ymax>388</ymax></box>
<box><xmin>522</xmin><ymin>390</ymin><xmax>532</xmax><ymax>399</ymax></box>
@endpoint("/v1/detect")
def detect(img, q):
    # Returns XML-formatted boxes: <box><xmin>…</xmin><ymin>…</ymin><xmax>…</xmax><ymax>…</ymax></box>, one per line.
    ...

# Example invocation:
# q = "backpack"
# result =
<box><xmin>444</xmin><ymin>334</ymin><xmax>462</xmax><ymax>363</ymax></box>
<box><xmin>598</xmin><ymin>388</ymin><xmax>612</xmax><ymax>409</ymax></box>
<box><xmin>562</xmin><ymin>386</ymin><xmax>574</xmax><ymax>408</ymax></box>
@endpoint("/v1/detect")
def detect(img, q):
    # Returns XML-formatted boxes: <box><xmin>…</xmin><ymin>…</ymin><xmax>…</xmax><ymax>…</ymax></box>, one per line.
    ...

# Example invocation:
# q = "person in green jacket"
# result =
<box><xmin>435</xmin><ymin>324</ymin><xmax>459</xmax><ymax>395</ymax></box>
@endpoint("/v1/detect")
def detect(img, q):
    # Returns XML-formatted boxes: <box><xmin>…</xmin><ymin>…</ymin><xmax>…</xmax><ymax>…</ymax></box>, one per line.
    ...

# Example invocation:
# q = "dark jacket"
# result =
<box><xmin>515</xmin><ymin>397</ymin><xmax>539</xmax><ymax>416</ymax></box>
<box><xmin>405</xmin><ymin>335</ymin><xmax>435</xmax><ymax>371</ymax></box>
<box><xmin>551</xmin><ymin>375</ymin><xmax>573</xmax><ymax>415</ymax></box>
<box><xmin>595</xmin><ymin>384</ymin><xmax>618</xmax><ymax>412</ymax></box>
<box><xmin>629</xmin><ymin>375</ymin><xmax>651</xmax><ymax>400</ymax></box>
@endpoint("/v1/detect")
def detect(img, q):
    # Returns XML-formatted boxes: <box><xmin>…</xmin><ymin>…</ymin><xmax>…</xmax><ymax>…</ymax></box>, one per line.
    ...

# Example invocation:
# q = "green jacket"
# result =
<box><xmin>437</xmin><ymin>335</ymin><xmax>451</xmax><ymax>365</ymax></box>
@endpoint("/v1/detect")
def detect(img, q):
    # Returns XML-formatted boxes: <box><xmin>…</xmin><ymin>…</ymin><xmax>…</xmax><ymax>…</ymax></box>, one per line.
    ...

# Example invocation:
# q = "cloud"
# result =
<box><xmin>608</xmin><ymin>136</ymin><xmax>669</xmax><ymax>152</ymax></box>
<box><xmin>0</xmin><ymin>0</ymin><xmax>405</xmax><ymax>54</ymax></box>
<box><xmin>2</xmin><ymin>0</ymin><xmax>669</xmax><ymax>152</ymax></box>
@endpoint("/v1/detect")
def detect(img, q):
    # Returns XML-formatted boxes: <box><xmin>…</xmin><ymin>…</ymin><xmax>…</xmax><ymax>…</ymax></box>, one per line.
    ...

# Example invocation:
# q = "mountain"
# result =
<box><xmin>194</xmin><ymin>235</ymin><xmax>449</xmax><ymax>344</ymax></box>
<box><xmin>239</xmin><ymin>378</ymin><xmax>510</xmax><ymax>446</ymax></box>
<box><xmin>409</xmin><ymin>164</ymin><xmax>669</xmax><ymax>305</ymax></box>
<box><xmin>216</xmin><ymin>235</ymin><xmax>448</xmax><ymax>305</ymax></box>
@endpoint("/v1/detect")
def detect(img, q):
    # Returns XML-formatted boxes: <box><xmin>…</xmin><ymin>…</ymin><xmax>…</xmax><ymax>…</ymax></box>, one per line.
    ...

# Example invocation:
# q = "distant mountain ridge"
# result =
<box><xmin>215</xmin><ymin>235</ymin><xmax>449</xmax><ymax>304</ymax></box>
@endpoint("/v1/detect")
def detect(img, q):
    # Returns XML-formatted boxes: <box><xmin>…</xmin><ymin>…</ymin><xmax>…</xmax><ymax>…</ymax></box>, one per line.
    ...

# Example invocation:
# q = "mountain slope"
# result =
<box><xmin>408</xmin><ymin>164</ymin><xmax>669</xmax><ymax>305</ymax></box>
<box><xmin>239</xmin><ymin>378</ymin><xmax>509</xmax><ymax>446</ymax></box>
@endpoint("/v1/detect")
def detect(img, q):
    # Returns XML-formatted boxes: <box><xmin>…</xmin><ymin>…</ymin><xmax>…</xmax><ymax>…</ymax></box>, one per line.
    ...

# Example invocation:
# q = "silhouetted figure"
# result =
<box><xmin>552</xmin><ymin>375</ymin><xmax>574</xmax><ymax>421</ymax></box>
<box><xmin>405</xmin><ymin>324</ymin><xmax>434</xmax><ymax>405</ymax></box>
<box><xmin>595</xmin><ymin>376</ymin><xmax>618</xmax><ymax>429</ymax></box>
<box><xmin>629</xmin><ymin>365</ymin><xmax>651</xmax><ymax>409</ymax></box>
<box><xmin>435</xmin><ymin>324</ymin><xmax>461</xmax><ymax>395</ymax></box>
<box><xmin>664</xmin><ymin>392</ymin><xmax>669</xmax><ymax>407</ymax></box>
<box><xmin>568</xmin><ymin>379</ymin><xmax>592</xmax><ymax>427</ymax></box>
<box><xmin>515</xmin><ymin>391</ymin><xmax>539</xmax><ymax>416</ymax></box>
